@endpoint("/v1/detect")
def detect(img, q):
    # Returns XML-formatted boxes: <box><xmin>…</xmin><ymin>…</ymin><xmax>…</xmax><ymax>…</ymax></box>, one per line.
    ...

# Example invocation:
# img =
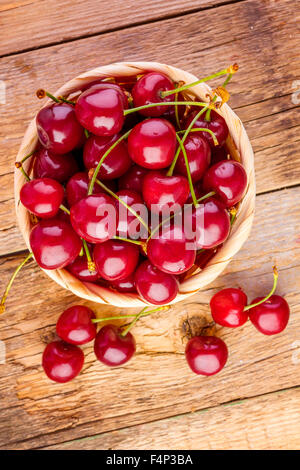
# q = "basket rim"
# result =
<box><xmin>14</xmin><ymin>61</ymin><xmax>256</xmax><ymax>308</ymax></box>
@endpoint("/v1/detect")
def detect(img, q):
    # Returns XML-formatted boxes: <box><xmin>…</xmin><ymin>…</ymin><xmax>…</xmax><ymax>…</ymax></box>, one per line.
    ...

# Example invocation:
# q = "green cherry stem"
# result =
<box><xmin>95</xmin><ymin>178</ymin><xmax>150</xmax><ymax>234</ymax></box>
<box><xmin>15</xmin><ymin>162</ymin><xmax>30</xmax><ymax>182</ymax></box>
<box><xmin>197</xmin><ymin>191</ymin><xmax>216</xmax><ymax>202</ymax></box>
<box><xmin>205</xmin><ymin>67</ymin><xmax>236</xmax><ymax>121</ymax></box>
<box><xmin>88</xmin><ymin>129</ymin><xmax>131</xmax><ymax>195</ymax></box>
<box><xmin>113</xmin><ymin>235</ymin><xmax>145</xmax><ymax>248</ymax></box>
<box><xmin>59</xmin><ymin>204</ymin><xmax>70</xmax><ymax>215</ymax></box>
<box><xmin>0</xmin><ymin>252</ymin><xmax>33</xmax><ymax>314</ymax></box>
<box><xmin>175</xmin><ymin>134</ymin><xmax>198</xmax><ymax>207</ymax></box>
<box><xmin>177</xmin><ymin>127</ymin><xmax>219</xmax><ymax>146</ymax></box>
<box><xmin>174</xmin><ymin>90</ymin><xmax>181</xmax><ymax>130</ymax></box>
<box><xmin>244</xmin><ymin>266</ymin><xmax>279</xmax><ymax>312</ymax></box>
<box><xmin>229</xmin><ymin>207</ymin><xmax>237</xmax><ymax>226</ymax></box>
<box><xmin>84</xmin><ymin>129</ymin><xmax>90</xmax><ymax>139</ymax></box>
<box><xmin>57</xmin><ymin>96</ymin><xmax>76</xmax><ymax>105</ymax></box>
<box><xmin>36</xmin><ymin>89</ymin><xmax>60</xmax><ymax>103</ymax></box>
<box><xmin>124</xmin><ymin>101</ymin><xmax>210</xmax><ymax>116</ymax></box>
<box><xmin>82</xmin><ymin>239</ymin><xmax>96</xmax><ymax>273</ymax></box>
<box><xmin>92</xmin><ymin>305</ymin><xmax>170</xmax><ymax>325</ymax></box>
<box><xmin>121</xmin><ymin>305</ymin><xmax>170</xmax><ymax>337</ymax></box>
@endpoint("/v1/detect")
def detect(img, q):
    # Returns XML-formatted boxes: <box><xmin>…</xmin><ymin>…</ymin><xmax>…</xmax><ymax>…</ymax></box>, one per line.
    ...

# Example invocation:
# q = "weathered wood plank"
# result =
<box><xmin>0</xmin><ymin>186</ymin><xmax>299</xmax><ymax>449</ymax></box>
<box><xmin>42</xmin><ymin>388</ymin><xmax>300</xmax><ymax>450</ymax></box>
<box><xmin>0</xmin><ymin>0</ymin><xmax>236</xmax><ymax>56</ymax></box>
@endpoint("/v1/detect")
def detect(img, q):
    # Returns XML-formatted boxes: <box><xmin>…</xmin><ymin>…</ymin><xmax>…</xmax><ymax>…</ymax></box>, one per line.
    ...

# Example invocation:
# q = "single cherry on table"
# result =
<box><xmin>94</xmin><ymin>324</ymin><xmax>136</xmax><ymax>367</ymax></box>
<box><xmin>42</xmin><ymin>340</ymin><xmax>84</xmax><ymax>383</ymax></box>
<box><xmin>185</xmin><ymin>336</ymin><xmax>228</xmax><ymax>376</ymax></box>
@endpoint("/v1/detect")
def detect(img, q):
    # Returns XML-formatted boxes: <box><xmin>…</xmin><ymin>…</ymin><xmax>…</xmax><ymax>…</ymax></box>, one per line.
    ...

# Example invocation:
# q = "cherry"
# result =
<box><xmin>211</xmin><ymin>145</ymin><xmax>228</xmax><ymax>165</ymax></box>
<box><xmin>115</xmin><ymin>189</ymin><xmax>146</xmax><ymax>238</ymax></box>
<box><xmin>147</xmin><ymin>224</ymin><xmax>196</xmax><ymax>275</ymax></box>
<box><xmin>185</xmin><ymin>336</ymin><xmax>228</xmax><ymax>376</ymax></box>
<box><xmin>36</xmin><ymin>102</ymin><xmax>84</xmax><ymax>154</ymax></box>
<box><xmin>56</xmin><ymin>305</ymin><xmax>97</xmax><ymax>345</ymax></box>
<box><xmin>163</xmin><ymin>92</ymin><xmax>186</xmax><ymax>126</ymax></box>
<box><xmin>20</xmin><ymin>178</ymin><xmax>64</xmax><ymax>219</ymax></box>
<box><xmin>93</xmin><ymin>240</ymin><xmax>139</xmax><ymax>281</ymax></box>
<box><xmin>175</xmin><ymin>134</ymin><xmax>211</xmax><ymax>183</ymax></box>
<box><xmin>131</xmin><ymin>72</ymin><xmax>175</xmax><ymax>117</ymax></box>
<box><xmin>70</xmin><ymin>194</ymin><xmax>117</xmax><ymax>243</ymax></box>
<box><xmin>186</xmin><ymin>183</ymin><xmax>204</xmax><ymax>204</ymax></box>
<box><xmin>203</xmin><ymin>160</ymin><xmax>247</xmax><ymax>208</ymax></box>
<box><xmin>30</xmin><ymin>218</ymin><xmax>82</xmax><ymax>269</ymax></box>
<box><xmin>249</xmin><ymin>295</ymin><xmax>290</xmax><ymax>335</ymax></box>
<box><xmin>42</xmin><ymin>340</ymin><xmax>84</xmax><ymax>383</ymax></box>
<box><xmin>83</xmin><ymin>133</ymin><xmax>131</xmax><ymax>179</ymax></box>
<box><xmin>94</xmin><ymin>324</ymin><xmax>136</xmax><ymax>367</ymax></box>
<box><xmin>75</xmin><ymin>84</ymin><xmax>126</xmax><ymax>136</ymax></box>
<box><xmin>128</xmin><ymin>118</ymin><xmax>176</xmax><ymax>169</ymax></box>
<box><xmin>33</xmin><ymin>148</ymin><xmax>78</xmax><ymax>183</ymax></box>
<box><xmin>110</xmin><ymin>273</ymin><xmax>136</xmax><ymax>293</ymax></box>
<box><xmin>185</xmin><ymin>197</ymin><xmax>230</xmax><ymax>249</ymax></box>
<box><xmin>134</xmin><ymin>260</ymin><xmax>178</xmax><ymax>305</ymax></box>
<box><xmin>67</xmin><ymin>254</ymin><xmax>100</xmax><ymax>282</ymax></box>
<box><xmin>142</xmin><ymin>171</ymin><xmax>189</xmax><ymax>214</ymax></box>
<box><xmin>210</xmin><ymin>288</ymin><xmax>248</xmax><ymax>327</ymax></box>
<box><xmin>118</xmin><ymin>164</ymin><xmax>148</xmax><ymax>194</ymax></box>
<box><xmin>183</xmin><ymin>109</ymin><xmax>228</xmax><ymax>148</ymax></box>
<box><xmin>81</xmin><ymin>81</ymin><xmax>128</xmax><ymax>109</ymax></box>
<box><xmin>66</xmin><ymin>171</ymin><xmax>103</xmax><ymax>207</ymax></box>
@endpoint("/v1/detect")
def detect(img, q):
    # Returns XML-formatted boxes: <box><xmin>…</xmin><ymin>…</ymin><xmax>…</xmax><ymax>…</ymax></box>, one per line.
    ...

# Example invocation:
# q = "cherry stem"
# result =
<box><xmin>124</xmin><ymin>101</ymin><xmax>210</xmax><ymax>116</ymax></box>
<box><xmin>57</xmin><ymin>96</ymin><xmax>76</xmax><ymax>105</ymax></box>
<box><xmin>95</xmin><ymin>178</ymin><xmax>150</xmax><ymax>234</ymax></box>
<box><xmin>174</xmin><ymin>89</ymin><xmax>181</xmax><ymax>130</ymax></box>
<box><xmin>161</xmin><ymin>65</ymin><xmax>238</xmax><ymax>97</ymax></box>
<box><xmin>82</xmin><ymin>239</ymin><xmax>96</xmax><ymax>273</ymax></box>
<box><xmin>36</xmin><ymin>89</ymin><xmax>60</xmax><ymax>103</ymax></box>
<box><xmin>197</xmin><ymin>191</ymin><xmax>216</xmax><ymax>202</ymax></box>
<box><xmin>205</xmin><ymin>70</ymin><xmax>235</xmax><ymax>121</ymax></box>
<box><xmin>121</xmin><ymin>305</ymin><xmax>170</xmax><ymax>337</ymax></box>
<box><xmin>0</xmin><ymin>252</ymin><xmax>33</xmax><ymax>314</ymax></box>
<box><xmin>113</xmin><ymin>236</ymin><xmax>144</xmax><ymax>247</ymax></box>
<box><xmin>20</xmin><ymin>151</ymin><xmax>35</xmax><ymax>165</ymax></box>
<box><xmin>177</xmin><ymin>127</ymin><xmax>218</xmax><ymax>146</ymax></box>
<box><xmin>79</xmin><ymin>247</ymin><xmax>84</xmax><ymax>257</ymax></box>
<box><xmin>230</xmin><ymin>207</ymin><xmax>237</xmax><ymax>226</ymax></box>
<box><xmin>244</xmin><ymin>266</ymin><xmax>279</xmax><ymax>312</ymax></box>
<box><xmin>15</xmin><ymin>162</ymin><xmax>30</xmax><ymax>182</ymax></box>
<box><xmin>88</xmin><ymin>129</ymin><xmax>131</xmax><ymax>195</ymax></box>
<box><xmin>92</xmin><ymin>305</ymin><xmax>170</xmax><ymax>325</ymax></box>
<box><xmin>59</xmin><ymin>204</ymin><xmax>70</xmax><ymax>215</ymax></box>
<box><xmin>84</xmin><ymin>129</ymin><xmax>90</xmax><ymax>139</ymax></box>
<box><xmin>175</xmin><ymin>134</ymin><xmax>198</xmax><ymax>208</ymax></box>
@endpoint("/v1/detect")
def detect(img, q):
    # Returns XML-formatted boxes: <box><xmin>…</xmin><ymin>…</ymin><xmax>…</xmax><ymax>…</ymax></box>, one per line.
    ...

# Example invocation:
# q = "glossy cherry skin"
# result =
<box><xmin>42</xmin><ymin>340</ymin><xmax>84</xmax><ymax>383</ymax></box>
<box><xmin>185</xmin><ymin>198</ymin><xmax>230</xmax><ymax>249</ymax></box>
<box><xmin>36</xmin><ymin>102</ymin><xmax>84</xmax><ymax>154</ymax></box>
<box><xmin>211</xmin><ymin>145</ymin><xmax>228</xmax><ymax>165</ymax></box>
<box><xmin>203</xmin><ymin>160</ymin><xmax>247</xmax><ymax>208</ymax></box>
<box><xmin>132</xmin><ymin>72</ymin><xmax>175</xmax><ymax>117</ymax></box>
<box><xmin>110</xmin><ymin>273</ymin><xmax>136</xmax><ymax>293</ymax></box>
<box><xmin>142</xmin><ymin>171</ymin><xmax>189</xmax><ymax>214</ymax></box>
<box><xmin>66</xmin><ymin>171</ymin><xmax>103</xmax><ymax>207</ymax></box>
<box><xmin>210</xmin><ymin>288</ymin><xmax>248</xmax><ymax>327</ymax></box>
<box><xmin>20</xmin><ymin>178</ymin><xmax>64</xmax><ymax>219</ymax></box>
<box><xmin>94</xmin><ymin>240</ymin><xmax>139</xmax><ymax>281</ymax></box>
<box><xmin>81</xmin><ymin>82</ymin><xmax>128</xmax><ymax>108</ymax></box>
<box><xmin>115</xmin><ymin>189</ymin><xmax>146</xmax><ymax>239</ymax></box>
<box><xmin>56</xmin><ymin>305</ymin><xmax>97</xmax><ymax>345</ymax></box>
<box><xmin>94</xmin><ymin>325</ymin><xmax>136</xmax><ymax>367</ymax></box>
<box><xmin>33</xmin><ymin>148</ymin><xmax>78</xmax><ymax>183</ymax></box>
<box><xmin>147</xmin><ymin>224</ymin><xmax>196</xmax><ymax>275</ymax></box>
<box><xmin>83</xmin><ymin>133</ymin><xmax>131</xmax><ymax>179</ymax></box>
<box><xmin>75</xmin><ymin>84</ymin><xmax>126</xmax><ymax>136</ymax></box>
<box><xmin>175</xmin><ymin>134</ymin><xmax>211</xmax><ymax>183</ymax></box>
<box><xmin>184</xmin><ymin>109</ymin><xmax>229</xmax><ymax>148</ymax></box>
<box><xmin>30</xmin><ymin>218</ymin><xmax>82</xmax><ymax>269</ymax></box>
<box><xmin>128</xmin><ymin>118</ymin><xmax>176</xmax><ymax>169</ymax></box>
<box><xmin>67</xmin><ymin>254</ymin><xmax>101</xmax><ymax>282</ymax></box>
<box><xmin>185</xmin><ymin>336</ymin><xmax>228</xmax><ymax>376</ymax></box>
<box><xmin>134</xmin><ymin>260</ymin><xmax>178</xmax><ymax>305</ymax></box>
<box><xmin>70</xmin><ymin>194</ymin><xmax>117</xmax><ymax>243</ymax></box>
<box><xmin>249</xmin><ymin>295</ymin><xmax>290</xmax><ymax>335</ymax></box>
<box><xmin>118</xmin><ymin>164</ymin><xmax>148</xmax><ymax>195</ymax></box>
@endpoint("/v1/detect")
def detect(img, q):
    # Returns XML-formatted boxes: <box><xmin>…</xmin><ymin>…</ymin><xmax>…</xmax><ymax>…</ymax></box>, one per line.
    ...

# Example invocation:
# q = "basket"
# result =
<box><xmin>14</xmin><ymin>61</ymin><xmax>255</xmax><ymax>308</ymax></box>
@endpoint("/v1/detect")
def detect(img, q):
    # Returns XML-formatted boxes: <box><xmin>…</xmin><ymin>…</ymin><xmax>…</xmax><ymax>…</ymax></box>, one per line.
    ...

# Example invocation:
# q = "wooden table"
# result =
<box><xmin>0</xmin><ymin>0</ymin><xmax>299</xmax><ymax>450</ymax></box>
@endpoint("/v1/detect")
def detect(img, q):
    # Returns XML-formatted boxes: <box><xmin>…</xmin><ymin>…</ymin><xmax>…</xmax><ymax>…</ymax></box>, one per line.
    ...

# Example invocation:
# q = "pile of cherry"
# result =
<box><xmin>10</xmin><ymin>65</ymin><xmax>290</xmax><ymax>382</ymax></box>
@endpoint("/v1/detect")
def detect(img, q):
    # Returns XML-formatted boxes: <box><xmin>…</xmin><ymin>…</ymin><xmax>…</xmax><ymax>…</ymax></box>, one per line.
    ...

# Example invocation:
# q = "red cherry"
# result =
<box><xmin>142</xmin><ymin>171</ymin><xmax>189</xmax><ymax>214</ymax></box>
<box><xmin>83</xmin><ymin>133</ymin><xmax>131</xmax><ymax>179</ymax></box>
<box><xmin>249</xmin><ymin>295</ymin><xmax>290</xmax><ymax>335</ymax></box>
<box><xmin>33</xmin><ymin>148</ymin><xmax>78</xmax><ymax>183</ymax></box>
<box><xmin>185</xmin><ymin>336</ymin><xmax>228</xmax><ymax>376</ymax></box>
<box><xmin>185</xmin><ymin>198</ymin><xmax>230</xmax><ymax>249</ymax></box>
<box><xmin>210</xmin><ymin>288</ymin><xmax>248</xmax><ymax>327</ymax></box>
<box><xmin>131</xmin><ymin>72</ymin><xmax>175</xmax><ymax>117</ymax></box>
<box><xmin>163</xmin><ymin>92</ymin><xmax>186</xmax><ymax>126</ymax></box>
<box><xmin>36</xmin><ymin>102</ymin><xmax>84</xmax><ymax>154</ymax></box>
<box><xmin>94</xmin><ymin>324</ymin><xmax>136</xmax><ymax>367</ymax></box>
<box><xmin>147</xmin><ymin>224</ymin><xmax>196</xmax><ymax>275</ymax></box>
<box><xmin>81</xmin><ymin>81</ymin><xmax>128</xmax><ymax>109</ymax></box>
<box><xmin>56</xmin><ymin>305</ymin><xmax>97</xmax><ymax>345</ymax></box>
<box><xmin>110</xmin><ymin>273</ymin><xmax>136</xmax><ymax>293</ymax></box>
<box><xmin>75</xmin><ymin>84</ymin><xmax>126</xmax><ymax>136</ymax></box>
<box><xmin>118</xmin><ymin>164</ymin><xmax>148</xmax><ymax>194</ymax></box>
<box><xmin>67</xmin><ymin>254</ymin><xmax>100</xmax><ymax>282</ymax></box>
<box><xmin>203</xmin><ymin>160</ymin><xmax>247</xmax><ymax>208</ymax></box>
<box><xmin>115</xmin><ymin>189</ymin><xmax>146</xmax><ymax>238</ymax></box>
<box><xmin>211</xmin><ymin>145</ymin><xmax>228</xmax><ymax>165</ymax></box>
<box><xmin>186</xmin><ymin>182</ymin><xmax>204</xmax><ymax>204</ymax></box>
<box><xmin>20</xmin><ymin>178</ymin><xmax>64</xmax><ymax>219</ymax></box>
<box><xmin>134</xmin><ymin>260</ymin><xmax>178</xmax><ymax>305</ymax></box>
<box><xmin>30</xmin><ymin>218</ymin><xmax>82</xmax><ymax>269</ymax></box>
<box><xmin>183</xmin><ymin>109</ymin><xmax>228</xmax><ymax>148</ymax></box>
<box><xmin>93</xmin><ymin>240</ymin><xmax>139</xmax><ymax>281</ymax></box>
<box><xmin>70</xmin><ymin>194</ymin><xmax>117</xmax><ymax>243</ymax></box>
<box><xmin>66</xmin><ymin>171</ymin><xmax>103</xmax><ymax>207</ymax></box>
<box><xmin>42</xmin><ymin>340</ymin><xmax>84</xmax><ymax>383</ymax></box>
<box><xmin>175</xmin><ymin>134</ymin><xmax>211</xmax><ymax>183</ymax></box>
<box><xmin>128</xmin><ymin>118</ymin><xmax>176</xmax><ymax>169</ymax></box>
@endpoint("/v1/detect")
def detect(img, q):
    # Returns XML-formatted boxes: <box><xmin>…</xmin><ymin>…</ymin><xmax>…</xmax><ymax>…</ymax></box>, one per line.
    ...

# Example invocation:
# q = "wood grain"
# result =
<box><xmin>0</xmin><ymin>186</ymin><xmax>299</xmax><ymax>449</ymax></box>
<box><xmin>42</xmin><ymin>388</ymin><xmax>300</xmax><ymax>450</ymax></box>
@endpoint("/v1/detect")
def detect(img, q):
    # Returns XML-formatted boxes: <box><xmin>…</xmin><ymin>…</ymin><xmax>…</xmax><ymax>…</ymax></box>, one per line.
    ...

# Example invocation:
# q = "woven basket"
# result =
<box><xmin>14</xmin><ymin>61</ymin><xmax>255</xmax><ymax>308</ymax></box>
